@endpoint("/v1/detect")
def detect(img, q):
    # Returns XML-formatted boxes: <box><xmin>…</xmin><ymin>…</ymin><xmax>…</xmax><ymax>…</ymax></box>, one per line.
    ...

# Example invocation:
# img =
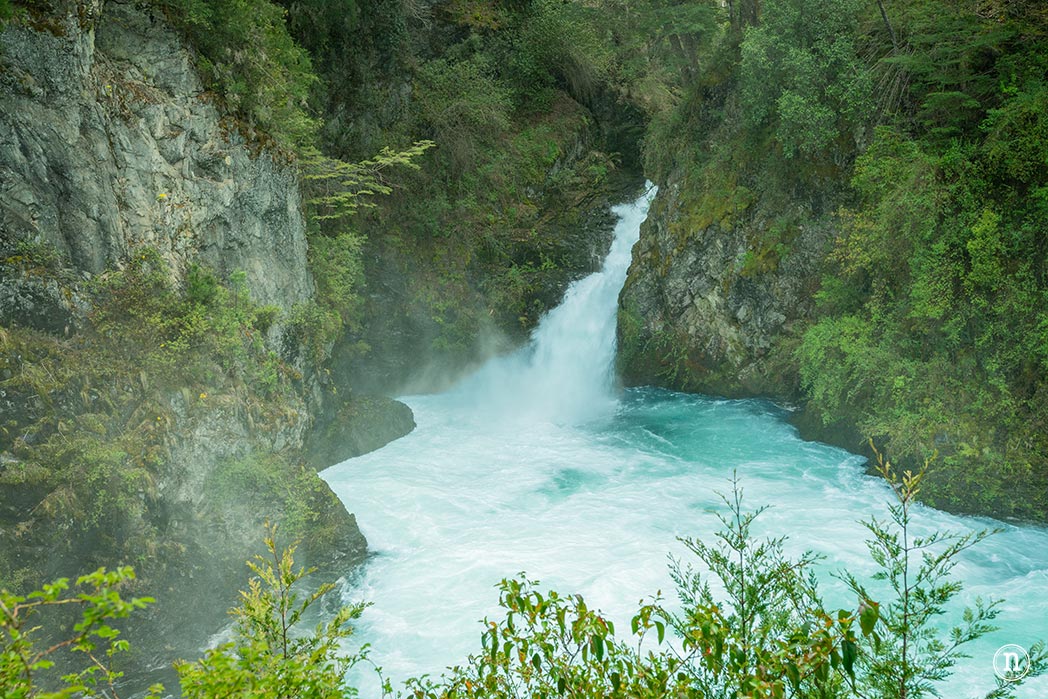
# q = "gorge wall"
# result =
<box><xmin>618</xmin><ymin>173</ymin><xmax>833</xmax><ymax>402</ymax></box>
<box><xmin>0</xmin><ymin>0</ymin><xmax>388</xmax><ymax>675</ymax></box>
<box><xmin>1</xmin><ymin>0</ymin><xmax>312</xmax><ymax>307</ymax></box>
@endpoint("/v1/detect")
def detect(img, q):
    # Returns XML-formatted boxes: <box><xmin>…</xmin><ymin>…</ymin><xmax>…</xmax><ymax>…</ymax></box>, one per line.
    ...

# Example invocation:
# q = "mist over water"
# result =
<box><xmin>322</xmin><ymin>187</ymin><xmax>1048</xmax><ymax>697</ymax></box>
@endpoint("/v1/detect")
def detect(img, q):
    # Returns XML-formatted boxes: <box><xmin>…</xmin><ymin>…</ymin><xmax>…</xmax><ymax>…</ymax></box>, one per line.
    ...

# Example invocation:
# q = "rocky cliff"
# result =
<box><xmin>0</xmin><ymin>0</ymin><xmax>410</xmax><ymax>682</ymax></box>
<box><xmin>618</xmin><ymin>172</ymin><xmax>834</xmax><ymax>401</ymax></box>
<box><xmin>1</xmin><ymin>0</ymin><xmax>312</xmax><ymax>307</ymax></box>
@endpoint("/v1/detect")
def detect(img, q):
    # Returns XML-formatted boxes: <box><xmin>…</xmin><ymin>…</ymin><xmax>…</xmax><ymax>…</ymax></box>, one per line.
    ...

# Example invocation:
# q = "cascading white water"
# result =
<box><xmin>451</xmin><ymin>185</ymin><xmax>656</xmax><ymax>425</ymax></box>
<box><xmin>323</xmin><ymin>186</ymin><xmax>1048</xmax><ymax>698</ymax></box>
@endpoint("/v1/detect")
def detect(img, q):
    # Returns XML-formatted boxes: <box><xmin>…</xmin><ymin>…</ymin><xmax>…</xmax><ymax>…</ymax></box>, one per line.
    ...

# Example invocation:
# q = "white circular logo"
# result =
<box><xmin>993</xmin><ymin>644</ymin><xmax>1031</xmax><ymax>682</ymax></box>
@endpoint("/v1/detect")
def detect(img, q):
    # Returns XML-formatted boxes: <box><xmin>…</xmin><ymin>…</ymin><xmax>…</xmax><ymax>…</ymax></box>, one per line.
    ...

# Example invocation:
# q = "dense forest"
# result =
<box><xmin>1</xmin><ymin>0</ymin><xmax>1047</xmax><ymax>695</ymax></box>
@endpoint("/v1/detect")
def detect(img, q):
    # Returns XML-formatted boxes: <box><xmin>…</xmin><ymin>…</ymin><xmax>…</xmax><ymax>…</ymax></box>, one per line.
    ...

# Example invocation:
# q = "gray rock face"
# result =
<box><xmin>0</xmin><ymin>1</ymin><xmax>312</xmax><ymax>308</ymax></box>
<box><xmin>618</xmin><ymin>175</ymin><xmax>832</xmax><ymax>398</ymax></box>
<box><xmin>0</xmin><ymin>5</ymin><xmax>406</xmax><ymax>687</ymax></box>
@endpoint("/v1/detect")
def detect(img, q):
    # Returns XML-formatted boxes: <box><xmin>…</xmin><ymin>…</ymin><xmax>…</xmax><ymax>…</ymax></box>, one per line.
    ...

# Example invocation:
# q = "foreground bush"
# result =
<box><xmin>175</xmin><ymin>526</ymin><xmax>367</xmax><ymax>699</ymax></box>
<box><xmin>0</xmin><ymin>567</ymin><xmax>159</xmax><ymax>699</ymax></box>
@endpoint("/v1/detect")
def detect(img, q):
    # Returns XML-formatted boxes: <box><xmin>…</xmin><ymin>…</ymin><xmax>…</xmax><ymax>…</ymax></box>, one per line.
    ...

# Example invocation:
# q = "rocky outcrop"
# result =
<box><xmin>129</xmin><ymin>385</ymin><xmax>368</xmax><ymax>684</ymax></box>
<box><xmin>304</xmin><ymin>394</ymin><xmax>416</xmax><ymax>469</ymax></box>
<box><xmin>618</xmin><ymin>174</ymin><xmax>834</xmax><ymax>399</ymax></box>
<box><xmin>0</xmin><ymin>0</ymin><xmax>311</xmax><ymax>307</ymax></box>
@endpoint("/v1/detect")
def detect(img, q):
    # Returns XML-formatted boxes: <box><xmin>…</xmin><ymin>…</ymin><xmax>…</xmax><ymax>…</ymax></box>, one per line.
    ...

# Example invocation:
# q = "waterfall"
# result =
<box><xmin>457</xmin><ymin>184</ymin><xmax>656</xmax><ymax>424</ymax></box>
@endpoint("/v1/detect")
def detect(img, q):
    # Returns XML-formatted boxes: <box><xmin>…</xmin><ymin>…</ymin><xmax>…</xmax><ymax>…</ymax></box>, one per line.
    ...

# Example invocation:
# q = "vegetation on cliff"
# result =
<box><xmin>795</xmin><ymin>1</ymin><xmax>1048</xmax><ymax>521</ymax></box>
<box><xmin>0</xmin><ymin>244</ymin><xmax>340</xmax><ymax>589</ymax></box>
<box><xmin>631</xmin><ymin>0</ymin><xmax>1048</xmax><ymax>521</ymax></box>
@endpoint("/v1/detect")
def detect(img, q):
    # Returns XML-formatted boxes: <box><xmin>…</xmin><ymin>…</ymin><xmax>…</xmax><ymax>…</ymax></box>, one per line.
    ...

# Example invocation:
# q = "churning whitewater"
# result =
<box><xmin>322</xmin><ymin>187</ymin><xmax>1048</xmax><ymax>697</ymax></box>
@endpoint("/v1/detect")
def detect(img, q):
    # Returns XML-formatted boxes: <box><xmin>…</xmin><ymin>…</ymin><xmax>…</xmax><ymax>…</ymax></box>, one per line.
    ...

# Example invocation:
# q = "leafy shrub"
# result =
<box><xmin>414</xmin><ymin>55</ymin><xmax>513</xmax><ymax>172</ymax></box>
<box><xmin>0</xmin><ymin>567</ymin><xmax>160</xmax><ymax>699</ymax></box>
<box><xmin>185</xmin><ymin>263</ymin><xmax>219</xmax><ymax>306</ymax></box>
<box><xmin>89</xmin><ymin>250</ymin><xmax>288</xmax><ymax>395</ymax></box>
<box><xmin>175</xmin><ymin>526</ymin><xmax>367</xmax><ymax>699</ymax></box>
<box><xmin>738</xmin><ymin>0</ymin><xmax>872</xmax><ymax>160</ymax></box>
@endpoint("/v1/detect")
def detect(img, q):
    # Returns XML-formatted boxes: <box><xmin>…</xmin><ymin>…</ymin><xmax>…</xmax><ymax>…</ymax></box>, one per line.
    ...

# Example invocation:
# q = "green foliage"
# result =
<box><xmin>155</xmin><ymin>0</ymin><xmax>319</xmax><ymax>151</ymax></box>
<box><xmin>186</xmin><ymin>263</ymin><xmax>219</xmax><ymax>306</ymax></box>
<box><xmin>629</xmin><ymin>0</ymin><xmax>722</xmax><ymax>84</ymax></box>
<box><xmin>414</xmin><ymin>55</ymin><xmax>512</xmax><ymax>172</ymax></box>
<box><xmin>206</xmin><ymin>454</ymin><xmax>344</xmax><ymax>546</ymax></box>
<box><xmin>308</xmin><ymin>232</ymin><xmax>365</xmax><ymax>330</ymax></box>
<box><xmin>348</xmin><ymin>89</ymin><xmax>623</xmax><ymax>347</ymax></box>
<box><xmin>799</xmin><ymin>103</ymin><xmax>1048</xmax><ymax>518</ymax></box>
<box><xmin>271</xmin><ymin>0</ymin><xmax>668</xmax><ymax>358</ymax></box>
<box><xmin>870</xmin><ymin>0</ymin><xmax>1019</xmax><ymax>140</ymax></box>
<box><xmin>20</xmin><ymin>432</ymin><xmax>157</xmax><ymax>533</ymax></box>
<box><xmin>176</xmin><ymin>525</ymin><xmax>367</xmax><ymax>699</ymax></box>
<box><xmin>89</xmin><ymin>249</ymin><xmax>288</xmax><ymax>395</ymax></box>
<box><xmin>841</xmin><ymin>445</ymin><xmax>1047</xmax><ymax>698</ymax></box>
<box><xmin>301</xmin><ymin>141</ymin><xmax>435</xmax><ymax>221</ymax></box>
<box><xmin>495</xmin><ymin>0</ymin><xmax>614</xmax><ymax>109</ymax></box>
<box><xmin>639</xmin><ymin>5</ymin><xmax>1048</xmax><ymax>530</ymax></box>
<box><xmin>0</xmin><ymin>567</ymin><xmax>160</xmax><ymax>699</ymax></box>
<box><xmin>728</xmin><ymin>1</ymin><xmax>1048</xmax><ymax>519</ymax></box>
<box><xmin>0</xmin><ymin>247</ymin><xmax>311</xmax><ymax>603</ymax></box>
<box><xmin>739</xmin><ymin>0</ymin><xmax>872</xmax><ymax>159</ymax></box>
<box><xmin>275</xmin><ymin>0</ymin><xmax>370</xmax><ymax>65</ymax></box>
<box><xmin>831</xmin><ymin>127</ymin><xmax>939</xmax><ymax>284</ymax></box>
<box><xmin>285</xmin><ymin>300</ymin><xmax>342</xmax><ymax>366</ymax></box>
<box><xmin>403</xmin><ymin>574</ymin><xmax>682</xmax><ymax>699</ymax></box>
<box><xmin>666</xmin><ymin>477</ymin><xmax>857</xmax><ymax>698</ymax></box>
<box><xmin>5</xmin><ymin>240</ymin><xmax>61</xmax><ymax>271</ymax></box>
<box><xmin>295</xmin><ymin>141</ymin><xmax>433</xmax><ymax>363</ymax></box>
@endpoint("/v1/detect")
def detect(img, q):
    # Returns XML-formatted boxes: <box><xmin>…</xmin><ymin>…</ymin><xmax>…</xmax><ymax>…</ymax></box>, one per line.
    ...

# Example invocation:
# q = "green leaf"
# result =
<box><xmin>842</xmin><ymin>638</ymin><xmax>858</xmax><ymax>678</ymax></box>
<box><xmin>859</xmin><ymin>600</ymin><xmax>879</xmax><ymax>636</ymax></box>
